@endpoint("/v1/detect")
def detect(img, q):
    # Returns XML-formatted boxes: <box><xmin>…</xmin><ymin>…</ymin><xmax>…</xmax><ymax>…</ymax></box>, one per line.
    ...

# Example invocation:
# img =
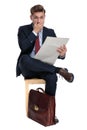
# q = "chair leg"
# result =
<box><xmin>25</xmin><ymin>82</ymin><xmax>29</xmax><ymax>116</ymax></box>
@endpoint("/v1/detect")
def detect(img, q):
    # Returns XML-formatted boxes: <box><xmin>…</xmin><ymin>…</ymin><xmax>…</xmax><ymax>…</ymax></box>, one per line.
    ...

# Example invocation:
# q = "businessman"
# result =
<box><xmin>16</xmin><ymin>4</ymin><xmax>74</xmax><ymax>123</ymax></box>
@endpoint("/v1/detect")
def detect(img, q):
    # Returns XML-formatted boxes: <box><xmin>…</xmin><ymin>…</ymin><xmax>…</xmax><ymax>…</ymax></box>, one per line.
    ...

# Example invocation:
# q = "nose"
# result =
<box><xmin>37</xmin><ymin>17</ymin><xmax>41</xmax><ymax>23</ymax></box>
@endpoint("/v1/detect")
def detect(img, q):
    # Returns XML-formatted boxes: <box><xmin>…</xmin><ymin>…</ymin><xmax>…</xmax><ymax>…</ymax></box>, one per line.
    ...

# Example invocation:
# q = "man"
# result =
<box><xmin>16</xmin><ymin>4</ymin><xmax>74</xmax><ymax>123</ymax></box>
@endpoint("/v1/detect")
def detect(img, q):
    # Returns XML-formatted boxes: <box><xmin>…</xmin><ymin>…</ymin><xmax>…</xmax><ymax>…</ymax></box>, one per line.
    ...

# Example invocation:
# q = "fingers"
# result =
<box><xmin>33</xmin><ymin>23</ymin><xmax>43</xmax><ymax>33</ymax></box>
<box><xmin>57</xmin><ymin>44</ymin><xmax>67</xmax><ymax>56</ymax></box>
<box><xmin>57</xmin><ymin>45</ymin><xmax>67</xmax><ymax>52</ymax></box>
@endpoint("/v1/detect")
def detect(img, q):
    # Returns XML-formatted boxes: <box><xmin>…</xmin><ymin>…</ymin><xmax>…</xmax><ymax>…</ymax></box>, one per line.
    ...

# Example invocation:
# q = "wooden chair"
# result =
<box><xmin>25</xmin><ymin>78</ymin><xmax>46</xmax><ymax>116</ymax></box>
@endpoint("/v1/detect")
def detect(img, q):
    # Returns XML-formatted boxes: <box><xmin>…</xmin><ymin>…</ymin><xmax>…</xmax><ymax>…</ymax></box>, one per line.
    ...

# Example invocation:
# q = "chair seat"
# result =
<box><xmin>25</xmin><ymin>78</ymin><xmax>45</xmax><ymax>86</ymax></box>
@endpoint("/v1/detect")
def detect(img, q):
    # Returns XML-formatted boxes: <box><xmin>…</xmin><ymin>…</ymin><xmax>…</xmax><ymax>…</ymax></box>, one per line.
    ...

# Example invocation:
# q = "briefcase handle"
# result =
<box><xmin>36</xmin><ymin>87</ymin><xmax>45</xmax><ymax>93</ymax></box>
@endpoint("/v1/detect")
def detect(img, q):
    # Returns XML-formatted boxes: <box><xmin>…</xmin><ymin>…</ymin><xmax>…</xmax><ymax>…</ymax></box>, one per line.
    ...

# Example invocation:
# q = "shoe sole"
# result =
<box><xmin>69</xmin><ymin>74</ymin><xmax>74</xmax><ymax>82</ymax></box>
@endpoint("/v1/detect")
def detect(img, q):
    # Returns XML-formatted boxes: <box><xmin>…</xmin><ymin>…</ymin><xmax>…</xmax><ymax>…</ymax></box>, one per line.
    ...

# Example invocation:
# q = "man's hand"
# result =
<box><xmin>33</xmin><ymin>22</ymin><xmax>43</xmax><ymax>34</ymax></box>
<box><xmin>57</xmin><ymin>44</ymin><xmax>67</xmax><ymax>57</ymax></box>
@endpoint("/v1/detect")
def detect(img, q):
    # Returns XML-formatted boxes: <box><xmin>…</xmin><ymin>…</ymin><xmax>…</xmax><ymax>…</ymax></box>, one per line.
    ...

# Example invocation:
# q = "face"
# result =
<box><xmin>30</xmin><ymin>12</ymin><xmax>45</xmax><ymax>26</ymax></box>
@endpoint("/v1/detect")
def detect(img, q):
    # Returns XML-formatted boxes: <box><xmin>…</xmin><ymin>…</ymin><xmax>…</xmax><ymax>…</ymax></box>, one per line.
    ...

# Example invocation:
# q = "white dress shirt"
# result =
<box><xmin>30</xmin><ymin>29</ymin><xmax>43</xmax><ymax>58</ymax></box>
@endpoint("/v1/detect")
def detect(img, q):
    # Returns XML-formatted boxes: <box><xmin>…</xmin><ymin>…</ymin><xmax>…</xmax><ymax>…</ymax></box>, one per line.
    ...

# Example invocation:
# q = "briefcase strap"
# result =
<box><xmin>36</xmin><ymin>87</ymin><xmax>45</xmax><ymax>93</ymax></box>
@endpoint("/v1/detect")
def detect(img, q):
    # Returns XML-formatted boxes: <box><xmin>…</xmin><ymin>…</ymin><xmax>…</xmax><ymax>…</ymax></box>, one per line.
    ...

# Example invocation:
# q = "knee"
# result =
<box><xmin>18</xmin><ymin>55</ymin><xmax>29</xmax><ymax>72</ymax></box>
<box><xmin>19</xmin><ymin>55</ymin><xmax>29</xmax><ymax>64</ymax></box>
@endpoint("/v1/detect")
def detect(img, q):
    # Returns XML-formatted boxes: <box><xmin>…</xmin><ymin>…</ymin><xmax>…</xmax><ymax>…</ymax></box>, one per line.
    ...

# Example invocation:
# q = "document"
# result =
<box><xmin>34</xmin><ymin>36</ymin><xmax>69</xmax><ymax>65</ymax></box>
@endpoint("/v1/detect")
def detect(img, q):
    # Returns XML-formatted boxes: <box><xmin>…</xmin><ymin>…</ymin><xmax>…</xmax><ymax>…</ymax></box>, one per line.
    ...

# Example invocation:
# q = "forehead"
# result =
<box><xmin>32</xmin><ymin>12</ymin><xmax>45</xmax><ymax>17</ymax></box>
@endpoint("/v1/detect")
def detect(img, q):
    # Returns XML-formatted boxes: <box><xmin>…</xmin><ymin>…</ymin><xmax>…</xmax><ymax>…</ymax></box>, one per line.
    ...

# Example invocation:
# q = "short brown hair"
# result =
<box><xmin>30</xmin><ymin>4</ymin><xmax>46</xmax><ymax>15</ymax></box>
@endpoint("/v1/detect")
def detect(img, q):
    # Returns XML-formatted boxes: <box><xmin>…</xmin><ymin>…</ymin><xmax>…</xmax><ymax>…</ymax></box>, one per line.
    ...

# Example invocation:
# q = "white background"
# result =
<box><xmin>0</xmin><ymin>0</ymin><xmax>87</xmax><ymax>129</ymax></box>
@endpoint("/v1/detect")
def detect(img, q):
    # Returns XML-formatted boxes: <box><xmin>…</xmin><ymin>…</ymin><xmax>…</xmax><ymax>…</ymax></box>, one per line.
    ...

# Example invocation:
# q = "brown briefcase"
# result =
<box><xmin>28</xmin><ymin>88</ymin><xmax>56</xmax><ymax>126</ymax></box>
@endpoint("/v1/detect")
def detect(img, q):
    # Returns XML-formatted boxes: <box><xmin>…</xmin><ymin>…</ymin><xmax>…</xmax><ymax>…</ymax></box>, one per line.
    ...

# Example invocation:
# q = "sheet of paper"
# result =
<box><xmin>34</xmin><ymin>36</ymin><xmax>69</xmax><ymax>65</ymax></box>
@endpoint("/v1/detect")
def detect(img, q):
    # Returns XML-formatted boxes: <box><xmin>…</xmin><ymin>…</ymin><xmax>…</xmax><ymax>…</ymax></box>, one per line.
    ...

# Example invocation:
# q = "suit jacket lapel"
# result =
<box><xmin>42</xmin><ymin>27</ymin><xmax>47</xmax><ymax>44</ymax></box>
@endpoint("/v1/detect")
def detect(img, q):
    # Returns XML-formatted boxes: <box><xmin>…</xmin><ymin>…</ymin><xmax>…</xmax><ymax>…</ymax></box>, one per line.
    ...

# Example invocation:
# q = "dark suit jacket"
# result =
<box><xmin>16</xmin><ymin>23</ymin><xmax>64</xmax><ymax>77</ymax></box>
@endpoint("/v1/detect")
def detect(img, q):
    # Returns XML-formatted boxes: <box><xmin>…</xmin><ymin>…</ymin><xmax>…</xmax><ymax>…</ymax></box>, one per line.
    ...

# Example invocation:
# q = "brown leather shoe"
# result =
<box><xmin>59</xmin><ymin>68</ymin><xmax>74</xmax><ymax>82</ymax></box>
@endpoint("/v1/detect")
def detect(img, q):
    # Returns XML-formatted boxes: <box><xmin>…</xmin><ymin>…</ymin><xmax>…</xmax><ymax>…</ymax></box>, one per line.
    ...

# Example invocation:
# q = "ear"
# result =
<box><xmin>30</xmin><ymin>15</ymin><xmax>32</xmax><ymax>20</ymax></box>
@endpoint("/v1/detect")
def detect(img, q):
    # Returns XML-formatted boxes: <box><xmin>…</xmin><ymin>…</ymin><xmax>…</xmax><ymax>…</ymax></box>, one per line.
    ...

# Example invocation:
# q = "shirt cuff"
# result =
<box><xmin>58</xmin><ymin>54</ymin><xmax>66</xmax><ymax>59</ymax></box>
<box><xmin>32</xmin><ymin>31</ymin><xmax>37</xmax><ymax>36</ymax></box>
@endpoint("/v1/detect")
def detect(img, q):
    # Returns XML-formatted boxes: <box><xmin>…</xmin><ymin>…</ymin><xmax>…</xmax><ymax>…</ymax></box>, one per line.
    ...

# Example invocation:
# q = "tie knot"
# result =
<box><xmin>37</xmin><ymin>33</ymin><xmax>39</xmax><ymax>37</ymax></box>
<box><xmin>37</xmin><ymin>35</ymin><xmax>39</xmax><ymax>39</ymax></box>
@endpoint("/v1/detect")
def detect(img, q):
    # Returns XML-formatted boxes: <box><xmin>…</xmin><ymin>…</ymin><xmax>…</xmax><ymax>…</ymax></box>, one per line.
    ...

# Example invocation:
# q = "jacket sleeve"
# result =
<box><xmin>18</xmin><ymin>27</ymin><xmax>36</xmax><ymax>53</ymax></box>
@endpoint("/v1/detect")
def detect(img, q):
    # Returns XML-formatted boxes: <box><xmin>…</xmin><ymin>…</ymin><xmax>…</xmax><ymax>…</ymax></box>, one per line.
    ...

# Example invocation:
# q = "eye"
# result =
<box><xmin>40</xmin><ymin>16</ymin><xmax>44</xmax><ymax>19</ymax></box>
<box><xmin>34</xmin><ymin>16</ymin><xmax>38</xmax><ymax>19</ymax></box>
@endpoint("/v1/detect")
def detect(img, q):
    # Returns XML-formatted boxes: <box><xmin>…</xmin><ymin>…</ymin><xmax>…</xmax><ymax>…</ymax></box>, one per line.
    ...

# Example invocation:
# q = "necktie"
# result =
<box><xmin>35</xmin><ymin>36</ymin><xmax>40</xmax><ymax>54</ymax></box>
